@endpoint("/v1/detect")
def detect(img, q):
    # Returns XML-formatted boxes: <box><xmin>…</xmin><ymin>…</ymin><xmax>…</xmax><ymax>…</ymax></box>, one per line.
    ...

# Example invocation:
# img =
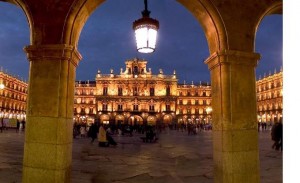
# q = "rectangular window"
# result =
<box><xmin>133</xmin><ymin>105</ymin><xmax>139</xmax><ymax>111</ymax></box>
<box><xmin>166</xmin><ymin>86</ymin><xmax>170</xmax><ymax>96</ymax></box>
<box><xmin>103</xmin><ymin>87</ymin><xmax>108</xmax><ymax>95</ymax></box>
<box><xmin>150</xmin><ymin>87</ymin><xmax>155</xmax><ymax>96</ymax></box>
<box><xmin>118</xmin><ymin>104</ymin><xmax>123</xmax><ymax>111</ymax></box>
<box><xmin>133</xmin><ymin>87</ymin><xmax>138</xmax><ymax>96</ymax></box>
<box><xmin>166</xmin><ymin>104</ymin><xmax>170</xmax><ymax>111</ymax></box>
<box><xmin>118</xmin><ymin>87</ymin><xmax>123</xmax><ymax>96</ymax></box>
<box><xmin>149</xmin><ymin>105</ymin><xmax>155</xmax><ymax>111</ymax></box>
<box><xmin>103</xmin><ymin>104</ymin><xmax>108</xmax><ymax>111</ymax></box>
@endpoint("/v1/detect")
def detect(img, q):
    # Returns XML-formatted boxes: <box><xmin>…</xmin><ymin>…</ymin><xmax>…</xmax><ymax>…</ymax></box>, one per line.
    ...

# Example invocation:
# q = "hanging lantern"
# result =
<box><xmin>133</xmin><ymin>0</ymin><xmax>159</xmax><ymax>53</ymax></box>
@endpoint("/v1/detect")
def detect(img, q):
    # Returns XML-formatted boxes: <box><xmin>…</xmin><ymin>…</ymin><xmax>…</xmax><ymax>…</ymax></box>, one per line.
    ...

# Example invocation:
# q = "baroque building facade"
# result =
<box><xmin>0</xmin><ymin>69</ymin><xmax>27</xmax><ymax>124</ymax></box>
<box><xmin>0</xmin><ymin>61</ymin><xmax>283</xmax><ymax>127</ymax></box>
<box><xmin>256</xmin><ymin>68</ymin><xmax>283</xmax><ymax>124</ymax></box>
<box><xmin>73</xmin><ymin>58</ymin><xmax>212</xmax><ymax>126</ymax></box>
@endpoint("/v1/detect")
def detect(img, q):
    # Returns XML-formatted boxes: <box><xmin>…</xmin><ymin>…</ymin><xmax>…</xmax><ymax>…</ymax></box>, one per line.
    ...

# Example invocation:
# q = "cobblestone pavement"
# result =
<box><xmin>0</xmin><ymin>129</ymin><xmax>282</xmax><ymax>183</ymax></box>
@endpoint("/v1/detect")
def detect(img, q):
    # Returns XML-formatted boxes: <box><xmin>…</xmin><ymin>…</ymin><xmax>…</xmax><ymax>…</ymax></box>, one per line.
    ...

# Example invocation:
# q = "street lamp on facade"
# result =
<box><xmin>206</xmin><ymin>107</ymin><xmax>212</xmax><ymax>124</ymax></box>
<box><xmin>133</xmin><ymin>0</ymin><xmax>159</xmax><ymax>53</ymax></box>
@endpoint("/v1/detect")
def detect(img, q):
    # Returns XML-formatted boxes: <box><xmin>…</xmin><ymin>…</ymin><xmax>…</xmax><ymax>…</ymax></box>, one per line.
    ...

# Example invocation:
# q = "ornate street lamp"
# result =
<box><xmin>133</xmin><ymin>0</ymin><xmax>159</xmax><ymax>53</ymax></box>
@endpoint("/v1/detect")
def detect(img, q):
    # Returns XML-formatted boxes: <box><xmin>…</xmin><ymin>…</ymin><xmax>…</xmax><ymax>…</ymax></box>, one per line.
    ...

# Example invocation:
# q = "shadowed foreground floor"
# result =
<box><xmin>0</xmin><ymin>129</ymin><xmax>282</xmax><ymax>183</ymax></box>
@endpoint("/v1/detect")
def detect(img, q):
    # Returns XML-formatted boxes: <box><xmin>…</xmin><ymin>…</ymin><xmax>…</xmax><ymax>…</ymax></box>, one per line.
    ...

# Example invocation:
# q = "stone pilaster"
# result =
<box><xmin>22</xmin><ymin>44</ymin><xmax>81</xmax><ymax>183</ymax></box>
<box><xmin>205</xmin><ymin>50</ymin><xmax>261</xmax><ymax>183</ymax></box>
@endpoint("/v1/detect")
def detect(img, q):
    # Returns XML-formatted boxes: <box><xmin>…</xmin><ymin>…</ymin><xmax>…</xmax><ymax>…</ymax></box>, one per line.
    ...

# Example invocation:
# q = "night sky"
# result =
<box><xmin>0</xmin><ymin>0</ymin><xmax>282</xmax><ymax>84</ymax></box>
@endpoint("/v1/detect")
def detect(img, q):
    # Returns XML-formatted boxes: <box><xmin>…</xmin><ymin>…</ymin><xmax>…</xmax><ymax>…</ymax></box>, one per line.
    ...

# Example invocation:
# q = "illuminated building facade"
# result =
<box><xmin>0</xmin><ymin>69</ymin><xmax>27</xmax><ymax>123</ymax></box>
<box><xmin>176</xmin><ymin>82</ymin><xmax>212</xmax><ymax>125</ymax></box>
<box><xmin>74</xmin><ymin>58</ymin><xmax>211</xmax><ymax>126</ymax></box>
<box><xmin>0</xmin><ymin>61</ymin><xmax>283</xmax><ymax>127</ymax></box>
<box><xmin>73</xmin><ymin>80</ymin><xmax>96</xmax><ymax>124</ymax></box>
<box><xmin>256</xmin><ymin>68</ymin><xmax>283</xmax><ymax>124</ymax></box>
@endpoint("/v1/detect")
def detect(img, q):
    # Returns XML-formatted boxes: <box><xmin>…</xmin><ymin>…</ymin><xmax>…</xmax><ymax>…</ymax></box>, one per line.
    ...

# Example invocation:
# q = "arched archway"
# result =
<box><xmin>99</xmin><ymin>114</ymin><xmax>110</xmax><ymax>123</ymax></box>
<box><xmin>115</xmin><ymin>114</ymin><xmax>124</xmax><ymax>125</ymax></box>
<box><xmin>128</xmin><ymin>115</ymin><xmax>143</xmax><ymax>125</ymax></box>
<box><xmin>162</xmin><ymin>114</ymin><xmax>173</xmax><ymax>124</ymax></box>
<box><xmin>147</xmin><ymin>115</ymin><xmax>157</xmax><ymax>125</ymax></box>
<box><xmin>0</xmin><ymin>0</ymin><xmax>283</xmax><ymax>182</ymax></box>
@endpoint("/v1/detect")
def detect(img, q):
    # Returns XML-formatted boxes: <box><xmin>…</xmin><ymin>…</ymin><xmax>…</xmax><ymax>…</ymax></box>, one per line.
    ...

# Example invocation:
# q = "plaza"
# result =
<box><xmin>0</xmin><ymin>129</ymin><xmax>282</xmax><ymax>183</ymax></box>
<box><xmin>0</xmin><ymin>1</ymin><xmax>283</xmax><ymax>181</ymax></box>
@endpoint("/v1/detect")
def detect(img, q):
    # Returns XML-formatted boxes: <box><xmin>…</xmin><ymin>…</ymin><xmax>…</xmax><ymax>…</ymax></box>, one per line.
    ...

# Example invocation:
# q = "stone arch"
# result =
<box><xmin>147</xmin><ymin>115</ymin><xmax>157</xmax><ymax>125</ymax></box>
<box><xmin>3</xmin><ymin>0</ymin><xmax>224</xmax><ymax>52</ymax></box>
<box><xmin>0</xmin><ymin>1</ymin><xmax>284</xmax><ymax>182</ymax></box>
<box><xmin>254</xmin><ymin>1</ymin><xmax>282</xmax><ymax>48</ymax></box>
<box><xmin>99</xmin><ymin>114</ymin><xmax>110</xmax><ymax>123</ymax></box>
<box><xmin>115</xmin><ymin>114</ymin><xmax>125</xmax><ymax>124</ymax></box>
<box><xmin>162</xmin><ymin>114</ymin><xmax>173</xmax><ymax>124</ymax></box>
<box><xmin>128</xmin><ymin>115</ymin><xmax>143</xmax><ymax>125</ymax></box>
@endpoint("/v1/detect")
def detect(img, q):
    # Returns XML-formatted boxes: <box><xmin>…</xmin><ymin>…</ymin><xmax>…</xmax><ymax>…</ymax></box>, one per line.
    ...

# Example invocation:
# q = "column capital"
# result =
<box><xmin>24</xmin><ymin>44</ymin><xmax>82</xmax><ymax>67</ymax></box>
<box><xmin>204</xmin><ymin>50</ymin><xmax>261</xmax><ymax>71</ymax></box>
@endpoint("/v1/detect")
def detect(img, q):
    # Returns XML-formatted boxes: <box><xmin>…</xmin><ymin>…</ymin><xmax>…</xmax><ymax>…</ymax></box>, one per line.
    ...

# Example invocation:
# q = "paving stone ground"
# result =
<box><xmin>0</xmin><ymin>128</ymin><xmax>282</xmax><ymax>183</ymax></box>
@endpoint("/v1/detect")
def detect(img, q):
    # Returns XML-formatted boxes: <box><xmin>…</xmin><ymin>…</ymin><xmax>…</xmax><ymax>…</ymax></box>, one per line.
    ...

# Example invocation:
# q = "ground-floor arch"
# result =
<box><xmin>147</xmin><ymin>115</ymin><xmax>157</xmax><ymax>125</ymax></box>
<box><xmin>99</xmin><ymin>114</ymin><xmax>110</xmax><ymax>124</ymax></box>
<box><xmin>162</xmin><ymin>114</ymin><xmax>172</xmax><ymax>124</ymax></box>
<box><xmin>128</xmin><ymin>115</ymin><xmax>143</xmax><ymax>125</ymax></box>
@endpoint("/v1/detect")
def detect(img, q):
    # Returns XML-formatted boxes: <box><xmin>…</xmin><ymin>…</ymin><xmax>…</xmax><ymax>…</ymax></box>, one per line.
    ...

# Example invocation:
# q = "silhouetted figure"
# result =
<box><xmin>88</xmin><ymin>123</ymin><xmax>98</xmax><ymax>143</ymax></box>
<box><xmin>21</xmin><ymin>119</ymin><xmax>25</xmax><ymax>131</ymax></box>
<box><xmin>271</xmin><ymin>121</ymin><xmax>283</xmax><ymax>151</ymax></box>
<box><xmin>16</xmin><ymin>119</ymin><xmax>20</xmax><ymax>132</ymax></box>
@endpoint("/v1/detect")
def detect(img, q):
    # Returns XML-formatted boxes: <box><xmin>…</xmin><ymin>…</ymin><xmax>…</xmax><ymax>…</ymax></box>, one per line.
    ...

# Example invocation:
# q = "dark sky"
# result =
<box><xmin>0</xmin><ymin>0</ymin><xmax>282</xmax><ymax>84</ymax></box>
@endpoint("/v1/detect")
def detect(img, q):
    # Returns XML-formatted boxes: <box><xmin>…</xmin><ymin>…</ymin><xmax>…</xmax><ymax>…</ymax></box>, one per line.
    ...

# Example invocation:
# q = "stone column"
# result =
<box><xmin>22</xmin><ymin>44</ymin><xmax>81</xmax><ymax>183</ymax></box>
<box><xmin>205</xmin><ymin>50</ymin><xmax>260</xmax><ymax>183</ymax></box>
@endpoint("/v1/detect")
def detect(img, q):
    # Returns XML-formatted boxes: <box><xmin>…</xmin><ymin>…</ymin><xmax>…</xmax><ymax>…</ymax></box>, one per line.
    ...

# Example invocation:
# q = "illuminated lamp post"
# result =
<box><xmin>133</xmin><ymin>0</ymin><xmax>159</xmax><ymax>53</ymax></box>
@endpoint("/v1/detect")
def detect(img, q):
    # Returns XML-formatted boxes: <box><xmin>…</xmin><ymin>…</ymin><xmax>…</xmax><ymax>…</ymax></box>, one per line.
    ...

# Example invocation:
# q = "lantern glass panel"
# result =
<box><xmin>134</xmin><ymin>24</ymin><xmax>158</xmax><ymax>53</ymax></box>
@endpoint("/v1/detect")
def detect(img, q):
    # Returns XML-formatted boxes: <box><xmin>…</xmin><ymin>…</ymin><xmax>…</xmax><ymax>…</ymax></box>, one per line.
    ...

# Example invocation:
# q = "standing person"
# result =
<box><xmin>271</xmin><ymin>121</ymin><xmax>283</xmax><ymax>151</ymax></box>
<box><xmin>98</xmin><ymin>125</ymin><xmax>109</xmax><ymax>147</ymax></box>
<box><xmin>88</xmin><ymin>123</ymin><xmax>98</xmax><ymax>143</ymax></box>
<box><xmin>80</xmin><ymin>125</ymin><xmax>86</xmax><ymax>138</ymax></box>
<box><xmin>16</xmin><ymin>119</ymin><xmax>20</xmax><ymax>132</ymax></box>
<box><xmin>276</xmin><ymin>120</ymin><xmax>283</xmax><ymax>151</ymax></box>
<box><xmin>21</xmin><ymin>119</ymin><xmax>25</xmax><ymax>131</ymax></box>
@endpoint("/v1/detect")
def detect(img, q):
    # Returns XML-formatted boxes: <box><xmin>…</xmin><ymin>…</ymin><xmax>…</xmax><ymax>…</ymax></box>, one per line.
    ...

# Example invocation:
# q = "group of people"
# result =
<box><xmin>0</xmin><ymin>119</ymin><xmax>25</xmax><ymax>133</ymax></box>
<box><xmin>86</xmin><ymin>123</ymin><xmax>117</xmax><ymax>147</ymax></box>
<box><xmin>258</xmin><ymin>122</ymin><xmax>269</xmax><ymax>131</ymax></box>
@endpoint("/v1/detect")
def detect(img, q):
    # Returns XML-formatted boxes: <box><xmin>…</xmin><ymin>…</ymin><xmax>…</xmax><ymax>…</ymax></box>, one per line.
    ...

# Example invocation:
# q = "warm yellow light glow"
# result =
<box><xmin>0</xmin><ymin>83</ymin><xmax>4</xmax><ymax>90</ymax></box>
<box><xmin>206</xmin><ymin>107</ymin><xmax>212</xmax><ymax>113</ymax></box>
<box><xmin>134</xmin><ymin>25</ymin><xmax>158</xmax><ymax>53</ymax></box>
